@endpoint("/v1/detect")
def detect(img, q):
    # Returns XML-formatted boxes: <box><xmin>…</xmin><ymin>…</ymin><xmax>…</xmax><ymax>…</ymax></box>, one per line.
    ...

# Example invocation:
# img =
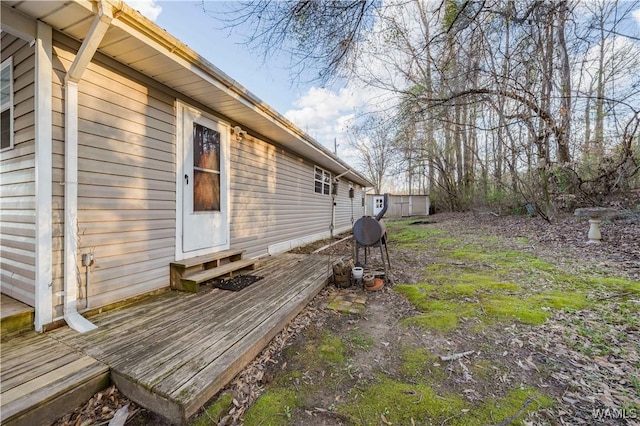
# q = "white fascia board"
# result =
<box><xmin>34</xmin><ymin>21</ymin><xmax>53</xmax><ymax>331</ymax></box>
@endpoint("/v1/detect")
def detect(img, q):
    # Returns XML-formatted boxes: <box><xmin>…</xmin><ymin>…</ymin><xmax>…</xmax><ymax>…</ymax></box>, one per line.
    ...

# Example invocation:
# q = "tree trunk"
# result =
<box><xmin>556</xmin><ymin>0</ymin><xmax>572</xmax><ymax>164</ymax></box>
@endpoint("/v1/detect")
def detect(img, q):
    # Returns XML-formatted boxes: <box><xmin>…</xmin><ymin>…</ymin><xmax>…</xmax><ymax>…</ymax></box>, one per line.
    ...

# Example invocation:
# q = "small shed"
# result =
<box><xmin>366</xmin><ymin>194</ymin><xmax>430</xmax><ymax>218</ymax></box>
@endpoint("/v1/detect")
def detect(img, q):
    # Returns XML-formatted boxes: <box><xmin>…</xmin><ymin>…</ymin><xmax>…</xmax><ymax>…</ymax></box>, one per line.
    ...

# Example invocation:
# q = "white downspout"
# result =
<box><xmin>63</xmin><ymin>0</ymin><xmax>113</xmax><ymax>333</ymax></box>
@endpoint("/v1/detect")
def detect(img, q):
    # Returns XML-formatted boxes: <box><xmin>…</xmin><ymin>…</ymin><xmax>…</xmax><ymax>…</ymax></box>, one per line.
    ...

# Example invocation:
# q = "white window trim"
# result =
<box><xmin>1</xmin><ymin>57</ymin><xmax>14</xmax><ymax>152</ymax></box>
<box><xmin>314</xmin><ymin>166</ymin><xmax>331</xmax><ymax>196</ymax></box>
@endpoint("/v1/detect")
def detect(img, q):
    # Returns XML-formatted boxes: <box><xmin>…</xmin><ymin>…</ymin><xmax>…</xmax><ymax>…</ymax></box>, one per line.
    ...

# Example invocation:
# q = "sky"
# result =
<box><xmin>128</xmin><ymin>0</ymin><xmax>640</xmax><ymax>158</ymax></box>
<box><xmin>128</xmin><ymin>0</ymin><xmax>359</xmax><ymax>154</ymax></box>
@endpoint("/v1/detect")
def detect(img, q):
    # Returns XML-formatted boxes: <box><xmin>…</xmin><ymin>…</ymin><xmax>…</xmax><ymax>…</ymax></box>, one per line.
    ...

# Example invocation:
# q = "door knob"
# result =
<box><xmin>184</xmin><ymin>174</ymin><xmax>189</xmax><ymax>184</ymax></box>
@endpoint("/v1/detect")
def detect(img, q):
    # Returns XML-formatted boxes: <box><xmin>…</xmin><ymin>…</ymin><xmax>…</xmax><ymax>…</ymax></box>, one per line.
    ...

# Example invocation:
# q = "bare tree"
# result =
<box><xmin>203</xmin><ymin>0</ymin><xmax>377</xmax><ymax>83</ymax></box>
<box><xmin>348</xmin><ymin>116</ymin><xmax>397</xmax><ymax>193</ymax></box>
<box><xmin>205</xmin><ymin>0</ymin><xmax>640</xmax><ymax>213</ymax></box>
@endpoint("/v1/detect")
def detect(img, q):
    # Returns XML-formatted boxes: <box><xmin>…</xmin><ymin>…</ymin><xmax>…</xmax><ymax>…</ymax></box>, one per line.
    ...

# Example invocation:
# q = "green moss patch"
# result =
<box><xmin>529</xmin><ymin>292</ymin><xmax>589</xmax><ymax>311</ymax></box>
<box><xmin>436</xmin><ymin>237</ymin><xmax>461</xmax><ymax>247</ymax></box>
<box><xmin>392</xmin><ymin>222</ymin><xmax>611</xmax><ymax>332</ymax></box>
<box><xmin>481</xmin><ymin>295</ymin><xmax>550</xmax><ymax>325</ymax></box>
<box><xmin>387</xmin><ymin>223</ymin><xmax>447</xmax><ymax>249</ymax></box>
<box><xmin>420</xmin><ymin>273</ymin><xmax>520</xmax><ymax>294</ymax></box>
<box><xmin>317</xmin><ymin>333</ymin><xmax>345</xmax><ymax>365</ymax></box>
<box><xmin>582</xmin><ymin>276</ymin><xmax>640</xmax><ymax>295</ymax></box>
<box><xmin>450</xmin><ymin>246</ymin><xmax>556</xmax><ymax>274</ymax></box>
<box><xmin>338</xmin><ymin>377</ymin><xmax>466</xmax><ymax>425</ymax></box>
<box><xmin>242</xmin><ymin>389</ymin><xmax>299</xmax><ymax>426</ymax></box>
<box><xmin>404</xmin><ymin>310</ymin><xmax>462</xmax><ymax>332</ymax></box>
<box><xmin>396</xmin><ymin>278</ymin><xmax>589</xmax><ymax>329</ymax></box>
<box><xmin>400</xmin><ymin>348</ymin><xmax>445</xmax><ymax>381</ymax></box>
<box><xmin>464</xmin><ymin>387</ymin><xmax>554</xmax><ymax>425</ymax></box>
<box><xmin>346</xmin><ymin>332</ymin><xmax>373</xmax><ymax>351</ymax></box>
<box><xmin>337</xmin><ymin>377</ymin><xmax>552</xmax><ymax>426</ymax></box>
<box><xmin>190</xmin><ymin>393</ymin><xmax>233</xmax><ymax>426</ymax></box>
<box><xmin>288</xmin><ymin>331</ymin><xmax>346</xmax><ymax>369</ymax></box>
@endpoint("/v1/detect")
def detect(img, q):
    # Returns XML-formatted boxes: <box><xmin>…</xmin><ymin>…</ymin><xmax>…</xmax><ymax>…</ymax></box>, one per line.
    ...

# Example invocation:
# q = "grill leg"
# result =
<box><xmin>384</xmin><ymin>241</ymin><xmax>391</xmax><ymax>270</ymax></box>
<box><xmin>378</xmin><ymin>242</ymin><xmax>388</xmax><ymax>283</ymax></box>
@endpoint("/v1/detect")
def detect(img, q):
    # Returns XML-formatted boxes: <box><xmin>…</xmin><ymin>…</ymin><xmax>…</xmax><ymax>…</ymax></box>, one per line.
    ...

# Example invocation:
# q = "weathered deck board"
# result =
<box><xmin>116</xmin><ymin>280</ymin><xmax>293</xmax><ymax>382</ymax></box>
<box><xmin>155</xmin><ymin>258</ymin><xmax>326</xmax><ymax>396</ymax></box>
<box><xmin>53</xmin><ymin>255</ymin><xmax>314</xmax><ymax>363</ymax></box>
<box><xmin>48</xmin><ymin>253</ymin><xmax>332</xmax><ymax>424</ymax></box>
<box><xmin>0</xmin><ymin>332</ymin><xmax>109</xmax><ymax>426</ymax></box>
<box><xmin>1</xmin><ymin>294</ymin><xmax>33</xmax><ymax>319</ymax></box>
<box><xmin>177</xmin><ymin>262</ymin><xmax>330</xmax><ymax>417</ymax></box>
<box><xmin>1</xmin><ymin>347</ymin><xmax>78</xmax><ymax>389</ymax></box>
<box><xmin>1</xmin><ymin>294</ymin><xmax>34</xmax><ymax>337</ymax></box>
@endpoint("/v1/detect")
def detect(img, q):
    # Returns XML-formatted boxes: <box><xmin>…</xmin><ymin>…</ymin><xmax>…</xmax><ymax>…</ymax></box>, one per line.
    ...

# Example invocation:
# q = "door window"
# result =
<box><xmin>193</xmin><ymin>123</ymin><xmax>220</xmax><ymax>211</ymax></box>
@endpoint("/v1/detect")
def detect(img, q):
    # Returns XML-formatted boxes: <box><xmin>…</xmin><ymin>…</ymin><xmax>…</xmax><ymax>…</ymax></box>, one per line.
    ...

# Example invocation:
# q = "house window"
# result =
<box><xmin>314</xmin><ymin>166</ymin><xmax>331</xmax><ymax>195</ymax></box>
<box><xmin>1</xmin><ymin>58</ymin><xmax>13</xmax><ymax>151</ymax></box>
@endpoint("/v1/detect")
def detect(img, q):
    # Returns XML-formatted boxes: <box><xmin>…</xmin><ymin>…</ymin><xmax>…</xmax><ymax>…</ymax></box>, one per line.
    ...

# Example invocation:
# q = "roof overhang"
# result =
<box><xmin>1</xmin><ymin>0</ymin><xmax>372</xmax><ymax>187</ymax></box>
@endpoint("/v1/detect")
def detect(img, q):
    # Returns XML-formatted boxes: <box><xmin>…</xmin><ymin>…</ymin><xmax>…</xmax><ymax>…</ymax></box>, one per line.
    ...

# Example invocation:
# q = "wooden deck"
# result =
<box><xmin>1</xmin><ymin>294</ymin><xmax>34</xmax><ymax>337</ymax></box>
<box><xmin>0</xmin><ymin>332</ymin><xmax>109</xmax><ymax>426</ymax></box>
<box><xmin>46</xmin><ymin>253</ymin><xmax>332</xmax><ymax>424</ymax></box>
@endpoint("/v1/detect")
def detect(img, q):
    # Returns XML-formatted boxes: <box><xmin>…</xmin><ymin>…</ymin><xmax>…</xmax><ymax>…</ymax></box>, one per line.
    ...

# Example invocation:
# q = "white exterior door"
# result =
<box><xmin>373</xmin><ymin>196</ymin><xmax>385</xmax><ymax>217</ymax></box>
<box><xmin>180</xmin><ymin>104</ymin><xmax>229</xmax><ymax>255</ymax></box>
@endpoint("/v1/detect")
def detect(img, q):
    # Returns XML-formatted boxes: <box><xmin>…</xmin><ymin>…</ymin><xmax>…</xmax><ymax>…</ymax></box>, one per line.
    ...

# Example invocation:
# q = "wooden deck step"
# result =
<box><xmin>1</xmin><ymin>295</ymin><xmax>34</xmax><ymax>337</ymax></box>
<box><xmin>180</xmin><ymin>258</ymin><xmax>257</xmax><ymax>292</ymax></box>
<box><xmin>170</xmin><ymin>249</ymin><xmax>249</xmax><ymax>291</ymax></box>
<box><xmin>0</xmin><ymin>333</ymin><xmax>109</xmax><ymax>426</ymax></box>
<box><xmin>170</xmin><ymin>249</ymin><xmax>245</xmax><ymax>270</ymax></box>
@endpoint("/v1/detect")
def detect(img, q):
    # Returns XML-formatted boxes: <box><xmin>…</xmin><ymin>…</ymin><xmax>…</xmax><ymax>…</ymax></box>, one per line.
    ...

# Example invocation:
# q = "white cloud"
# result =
<box><xmin>633</xmin><ymin>9</ymin><xmax>640</xmax><ymax>25</ymax></box>
<box><xmin>127</xmin><ymin>0</ymin><xmax>162</xmax><ymax>21</ymax></box>
<box><xmin>284</xmin><ymin>0</ymin><xmax>429</xmax><ymax>154</ymax></box>
<box><xmin>284</xmin><ymin>87</ymin><xmax>362</xmax><ymax>148</ymax></box>
<box><xmin>576</xmin><ymin>35</ymin><xmax>640</xmax><ymax>93</ymax></box>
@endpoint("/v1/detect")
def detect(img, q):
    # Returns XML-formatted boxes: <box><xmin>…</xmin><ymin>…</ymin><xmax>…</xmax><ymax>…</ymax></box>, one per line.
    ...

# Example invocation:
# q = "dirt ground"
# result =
<box><xmin>54</xmin><ymin>211</ymin><xmax>640</xmax><ymax>426</ymax></box>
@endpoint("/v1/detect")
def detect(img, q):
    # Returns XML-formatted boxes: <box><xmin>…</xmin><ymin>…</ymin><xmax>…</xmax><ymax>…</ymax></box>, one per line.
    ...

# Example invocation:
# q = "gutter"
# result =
<box><xmin>63</xmin><ymin>0</ymin><xmax>114</xmax><ymax>333</ymax></box>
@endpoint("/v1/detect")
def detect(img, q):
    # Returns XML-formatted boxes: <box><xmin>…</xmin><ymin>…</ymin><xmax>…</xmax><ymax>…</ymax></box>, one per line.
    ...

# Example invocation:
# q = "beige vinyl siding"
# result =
<box><xmin>230</xmin><ymin>138</ymin><xmax>364</xmax><ymax>257</ymax></box>
<box><xmin>334</xmin><ymin>181</ymin><xmax>363</xmax><ymax>231</ymax></box>
<box><xmin>51</xmin><ymin>33</ymin><xmax>176</xmax><ymax>317</ymax></box>
<box><xmin>0</xmin><ymin>32</ymin><xmax>36</xmax><ymax>306</ymax></box>
<box><xmin>44</xmin><ymin>28</ymin><xmax>363</xmax><ymax>316</ymax></box>
<box><xmin>229</xmin><ymin>136</ymin><xmax>355</xmax><ymax>258</ymax></box>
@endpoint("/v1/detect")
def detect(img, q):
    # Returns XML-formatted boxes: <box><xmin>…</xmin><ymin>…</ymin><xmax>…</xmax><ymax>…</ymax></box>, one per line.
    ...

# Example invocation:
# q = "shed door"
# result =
<box><xmin>373</xmin><ymin>196</ymin><xmax>385</xmax><ymax>216</ymax></box>
<box><xmin>181</xmin><ymin>106</ymin><xmax>229</xmax><ymax>253</ymax></box>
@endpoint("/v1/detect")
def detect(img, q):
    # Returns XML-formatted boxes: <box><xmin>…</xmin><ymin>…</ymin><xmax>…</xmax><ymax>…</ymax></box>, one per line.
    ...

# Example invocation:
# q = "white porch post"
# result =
<box><xmin>34</xmin><ymin>21</ymin><xmax>53</xmax><ymax>331</ymax></box>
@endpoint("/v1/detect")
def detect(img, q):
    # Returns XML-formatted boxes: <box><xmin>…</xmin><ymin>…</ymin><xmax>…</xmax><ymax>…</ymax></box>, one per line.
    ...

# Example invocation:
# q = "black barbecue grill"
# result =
<box><xmin>353</xmin><ymin>194</ymin><xmax>391</xmax><ymax>281</ymax></box>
